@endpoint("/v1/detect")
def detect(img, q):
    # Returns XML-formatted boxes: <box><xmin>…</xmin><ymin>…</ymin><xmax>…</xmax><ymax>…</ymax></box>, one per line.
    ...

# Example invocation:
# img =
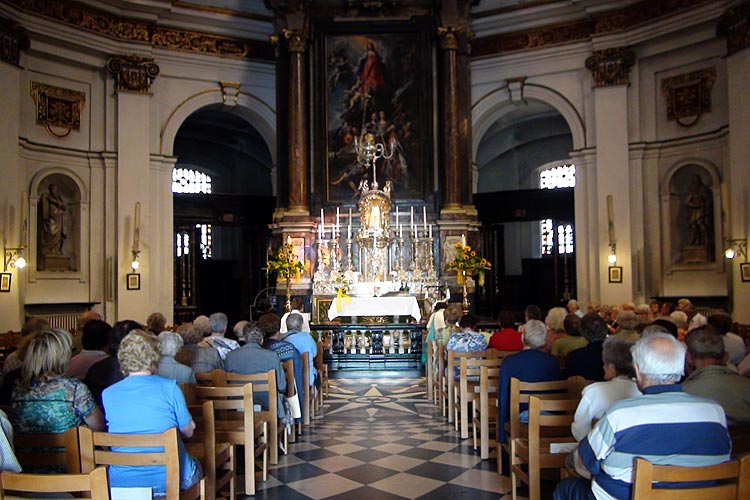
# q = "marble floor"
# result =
<box><xmin>250</xmin><ymin>377</ymin><xmax>516</xmax><ymax>499</ymax></box>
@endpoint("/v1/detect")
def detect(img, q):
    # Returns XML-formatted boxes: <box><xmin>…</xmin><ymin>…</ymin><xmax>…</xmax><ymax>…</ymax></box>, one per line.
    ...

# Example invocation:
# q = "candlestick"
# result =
<box><xmin>423</xmin><ymin>206</ymin><xmax>427</xmax><ymax>230</ymax></box>
<box><xmin>348</xmin><ymin>224</ymin><xmax>351</xmax><ymax>240</ymax></box>
<box><xmin>133</xmin><ymin>202</ymin><xmax>141</xmax><ymax>252</ymax></box>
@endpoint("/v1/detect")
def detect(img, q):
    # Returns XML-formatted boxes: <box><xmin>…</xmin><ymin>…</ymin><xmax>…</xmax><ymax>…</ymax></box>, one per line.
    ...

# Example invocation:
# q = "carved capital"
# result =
<box><xmin>107</xmin><ymin>55</ymin><xmax>160</xmax><ymax>94</ymax></box>
<box><xmin>585</xmin><ymin>48</ymin><xmax>636</xmax><ymax>87</ymax></box>
<box><xmin>717</xmin><ymin>1</ymin><xmax>750</xmax><ymax>56</ymax></box>
<box><xmin>269</xmin><ymin>34</ymin><xmax>280</xmax><ymax>58</ymax></box>
<box><xmin>282</xmin><ymin>28</ymin><xmax>308</xmax><ymax>53</ymax></box>
<box><xmin>438</xmin><ymin>26</ymin><xmax>462</xmax><ymax>50</ymax></box>
<box><xmin>0</xmin><ymin>17</ymin><xmax>29</xmax><ymax>67</ymax></box>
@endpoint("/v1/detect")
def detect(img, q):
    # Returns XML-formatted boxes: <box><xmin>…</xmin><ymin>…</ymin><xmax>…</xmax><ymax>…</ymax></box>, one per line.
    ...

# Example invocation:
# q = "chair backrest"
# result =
<box><xmin>196</xmin><ymin>369</ymin><xmax>228</xmax><ymax>386</ymax></box>
<box><xmin>486</xmin><ymin>348</ymin><xmax>519</xmax><ymax>360</ymax></box>
<box><xmin>631</xmin><ymin>454</ymin><xmax>750</xmax><ymax>500</ymax></box>
<box><xmin>448</xmin><ymin>349</ymin><xmax>488</xmax><ymax>376</ymax></box>
<box><xmin>14</xmin><ymin>427</ymin><xmax>81</xmax><ymax>473</ymax></box>
<box><xmin>314</xmin><ymin>342</ymin><xmax>324</xmax><ymax>373</ymax></box>
<box><xmin>79</xmin><ymin>426</ymin><xmax>190</xmax><ymax>500</ymax></box>
<box><xmin>0</xmin><ymin>466</ymin><xmax>111</xmax><ymax>499</ymax></box>
<box><xmin>186</xmin><ymin>401</ymin><xmax>215</xmax><ymax>498</ymax></box>
<box><xmin>509</xmin><ymin>377</ymin><xmax>585</xmax><ymax>441</ymax></box>
<box><xmin>527</xmin><ymin>395</ymin><xmax>579</xmax><ymax>445</ymax></box>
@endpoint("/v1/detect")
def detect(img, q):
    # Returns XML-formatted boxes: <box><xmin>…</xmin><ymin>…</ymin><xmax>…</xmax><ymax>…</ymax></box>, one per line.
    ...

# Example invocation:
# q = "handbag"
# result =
<box><xmin>285</xmin><ymin>379</ymin><xmax>302</xmax><ymax>419</ymax></box>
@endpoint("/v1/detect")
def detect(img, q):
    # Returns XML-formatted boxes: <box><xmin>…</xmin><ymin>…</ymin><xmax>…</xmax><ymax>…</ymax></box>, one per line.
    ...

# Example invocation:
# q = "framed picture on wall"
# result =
<box><xmin>315</xmin><ymin>19</ymin><xmax>434</xmax><ymax>204</ymax></box>
<box><xmin>741</xmin><ymin>262</ymin><xmax>750</xmax><ymax>283</ymax></box>
<box><xmin>608</xmin><ymin>266</ymin><xmax>622</xmax><ymax>283</ymax></box>
<box><xmin>126</xmin><ymin>273</ymin><xmax>140</xmax><ymax>290</ymax></box>
<box><xmin>0</xmin><ymin>273</ymin><xmax>11</xmax><ymax>292</ymax></box>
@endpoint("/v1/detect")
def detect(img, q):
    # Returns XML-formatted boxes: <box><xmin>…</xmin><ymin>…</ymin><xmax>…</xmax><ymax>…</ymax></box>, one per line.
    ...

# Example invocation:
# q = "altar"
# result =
<box><xmin>327</xmin><ymin>296</ymin><xmax>421</xmax><ymax>322</ymax></box>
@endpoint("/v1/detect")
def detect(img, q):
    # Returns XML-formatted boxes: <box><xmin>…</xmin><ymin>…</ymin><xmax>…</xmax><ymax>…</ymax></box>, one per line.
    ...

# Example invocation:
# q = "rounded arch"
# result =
<box><xmin>159</xmin><ymin>89</ymin><xmax>276</xmax><ymax>164</ymax></box>
<box><xmin>29</xmin><ymin>167</ymin><xmax>87</xmax><ymax>204</ymax></box>
<box><xmin>660</xmin><ymin>157</ymin><xmax>721</xmax><ymax>196</ymax></box>
<box><xmin>472</xmin><ymin>82</ymin><xmax>586</xmax><ymax>162</ymax></box>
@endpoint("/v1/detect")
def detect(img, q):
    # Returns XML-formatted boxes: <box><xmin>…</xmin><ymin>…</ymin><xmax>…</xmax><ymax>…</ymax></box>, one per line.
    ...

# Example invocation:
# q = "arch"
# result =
<box><xmin>159</xmin><ymin>89</ymin><xmax>276</xmax><ymax>164</ymax></box>
<box><xmin>472</xmin><ymin>82</ymin><xmax>586</xmax><ymax>163</ymax></box>
<box><xmin>29</xmin><ymin>167</ymin><xmax>87</xmax><ymax>204</ymax></box>
<box><xmin>660</xmin><ymin>157</ymin><xmax>721</xmax><ymax>196</ymax></box>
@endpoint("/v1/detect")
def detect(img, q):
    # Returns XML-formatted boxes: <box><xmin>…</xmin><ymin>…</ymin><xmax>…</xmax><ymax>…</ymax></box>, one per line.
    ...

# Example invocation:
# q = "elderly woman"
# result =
<box><xmin>11</xmin><ymin>329</ymin><xmax>105</xmax><ymax>435</ymax></box>
<box><xmin>570</xmin><ymin>337</ymin><xmax>641</xmax><ymax>441</ymax></box>
<box><xmin>103</xmin><ymin>330</ymin><xmax>201</xmax><ymax>495</ymax></box>
<box><xmin>543</xmin><ymin>307</ymin><xmax>568</xmax><ymax>352</ymax></box>
<box><xmin>157</xmin><ymin>331</ymin><xmax>196</xmax><ymax>384</ymax></box>
<box><xmin>176</xmin><ymin>323</ymin><xmax>222</xmax><ymax>373</ymax></box>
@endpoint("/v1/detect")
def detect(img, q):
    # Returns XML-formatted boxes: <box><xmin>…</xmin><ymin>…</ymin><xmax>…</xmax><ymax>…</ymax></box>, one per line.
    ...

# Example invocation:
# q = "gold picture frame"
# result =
<box><xmin>608</xmin><ymin>266</ymin><xmax>622</xmax><ymax>284</ymax></box>
<box><xmin>126</xmin><ymin>273</ymin><xmax>140</xmax><ymax>290</ymax></box>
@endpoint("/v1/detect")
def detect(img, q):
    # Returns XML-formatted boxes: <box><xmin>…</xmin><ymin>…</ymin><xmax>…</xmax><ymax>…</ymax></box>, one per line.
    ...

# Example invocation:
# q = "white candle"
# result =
<box><xmin>287</xmin><ymin>235</ymin><xmax>292</xmax><ymax>246</ymax></box>
<box><xmin>429</xmin><ymin>225</ymin><xmax>432</xmax><ymax>239</ymax></box>
<box><xmin>336</xmin><ymin>207</ymin><xmax>340</xmax><ymax>232</ymax></box>
<box><xmin>348</xmin><ymin>224</ymin><xmax>351</xmax><ymax>240</ymax></box>
<box><xmin>133</xmin><ymin>202</ymin><xmax>141</xmax><ymax>252</ymax></box>
<box><xmin>410</xmin><ymin>206</ymin><xmax>414</xmax><ymax>230</ymax></box>
<box><xmin>396</xmin><ymin>206</ymin><xmax>399</xmax><ymax>229</ymax></box>
<box><xmin>320</xmin><ymin>208</ymin><xmax>325</xmax><ymax>238</ymax></box>
<box><xmin>423</xmin><ymin>206</ymin><xmax>427</xmax><ymax>230</ymax></box>
<box><xmin>399</xmin><ymin>224</ymin><xmax>403</xmax><ymax>239</ymax></box>
<box><xmin>461</xmin><ymin>233</ymin><xmax>466</xmax><ymax>247</ymax></box>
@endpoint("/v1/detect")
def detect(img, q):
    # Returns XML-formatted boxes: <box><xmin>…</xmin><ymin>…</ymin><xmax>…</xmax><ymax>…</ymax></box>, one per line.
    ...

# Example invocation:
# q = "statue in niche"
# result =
<box><xmin>685</xmin><ymin>174</ymin><xmax>710</xmax><ymax>246</ymax></box>
<box><xmin>40</xmin><ymin>184</ymin><xmax>67</xmax><ymax>255</ymax></box>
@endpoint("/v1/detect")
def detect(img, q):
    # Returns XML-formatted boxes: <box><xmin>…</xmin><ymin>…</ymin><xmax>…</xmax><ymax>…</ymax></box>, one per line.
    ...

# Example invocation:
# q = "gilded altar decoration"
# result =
<box><xmin>717</xmin><ymin>2</ymin><xmax>750</xmax><ymax>56</ymax></box>
<box><xmin>661</xmin><ymin>67</ymin><xmax>716</xmax><ymax>127</ymax></box>
<box><xmin>268</xmin><ymin>237</ymin><xmax>304</xmax><ymax>312</ymax></box>
<box><xmin>107</xmin><ymin>56</ymin><xmax>160</xmax><ymax>94</ymax></box>
<box><xmin>585</xmin><ymin>48</ymin><xmax>636</xmax><ymax>87</ymax></box>
<box><xmin>30</xmin><ymin>81</ymin><xmax>86</xmax><ymax>139</ymax></box>
<box><xmin>0</xmin><ymin>17</ymin><xmax>29</xmax><ymax>67</ymax></box>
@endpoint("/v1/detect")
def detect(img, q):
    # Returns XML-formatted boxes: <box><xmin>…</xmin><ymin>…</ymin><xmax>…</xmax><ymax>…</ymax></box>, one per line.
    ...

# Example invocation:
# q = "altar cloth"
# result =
<box><xmin>328</xmin><ymin>296</ymin><xmax>421</xmax><ymax>321</ymax></box>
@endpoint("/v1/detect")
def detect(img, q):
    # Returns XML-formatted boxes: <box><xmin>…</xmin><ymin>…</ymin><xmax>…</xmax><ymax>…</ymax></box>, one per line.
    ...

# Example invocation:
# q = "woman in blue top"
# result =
<box><xmin>103</xmin><ymin>330</ymin><xmax>202</xmax><ymax>495</ymax></box>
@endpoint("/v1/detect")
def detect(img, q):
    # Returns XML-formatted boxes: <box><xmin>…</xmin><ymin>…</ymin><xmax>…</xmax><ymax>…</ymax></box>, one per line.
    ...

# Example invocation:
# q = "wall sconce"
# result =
<box><xmin>3</xmin><ymin>247</ymin><xmax>26</xmax><ymax>272</ymax></box>
<box><xmin>724</xmin><ymin>239</ymin><xmax>747</xmax><ymax>261</ymax></box>
<box><xmin>607</xmin><ymin>244</ymin><xmax>617</xmax><ymax>265</ymax></box>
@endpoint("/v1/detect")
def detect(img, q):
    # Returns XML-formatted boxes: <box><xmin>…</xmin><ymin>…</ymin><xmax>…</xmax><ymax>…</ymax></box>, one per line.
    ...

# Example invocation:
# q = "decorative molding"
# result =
<box><xmin>438</xmin><ymin>26</ymin><xmax>461</xmax><ymax>50</ymax></box>
<box><xmin>661</xmin><ymin>67</ymin><xmax>716</xmax><ymax>127</ymax></box>
<box><xmin>717</xmin><ymin>1</ymin><xmax>750</xmax><ymax>56</ymax></box>
<box><xmin>220</xmin><ymin>81</ymin><xmax>241</xmax><ymax>106</ymax></box>
<box><xmin>4</xmin><ymin>0</ymin><xmax>273</xmax><ymax>61</ymax></box>
<box><xmin>593</xmin><ymin>0</ymin><xmax>712</xmax><ymax>34</ymax></box>
<box><xmin>585</xmin><ymin>48</ymin><xmax>636</xmax><ymax>87</ymax></box>
<box><xmin>0</xmin><ymin>16</ymin><xmax>29</xmax><ymax>66</ymax></box>
<box><xmin>29</xmin><ymin>81</ymin><xmax>86</xmax><ymax>138</ymax></box>
<box><xmin>106</xmin><ymin>55</ymin><xmax>159</xmax><ymax>94</ymax></box>
<box><xmin>282</xmin><ymin>28</ymin><xmax>308</xmax><ymax>53</ymax></box>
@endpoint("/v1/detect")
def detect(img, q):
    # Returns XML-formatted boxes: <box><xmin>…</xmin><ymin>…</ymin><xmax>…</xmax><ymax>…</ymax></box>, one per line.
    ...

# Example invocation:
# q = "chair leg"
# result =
<box><xmin>245</xmin><ymin>445</ymin><xmax>255</xmax><ymax>496</ymax></box>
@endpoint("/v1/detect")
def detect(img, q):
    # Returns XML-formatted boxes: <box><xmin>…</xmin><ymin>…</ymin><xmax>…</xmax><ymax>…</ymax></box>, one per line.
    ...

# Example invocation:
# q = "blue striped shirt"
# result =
<box><xmin>578</xmin><ymin>384</ymin><xmax>731</xmax><ymax>500</ymax></box>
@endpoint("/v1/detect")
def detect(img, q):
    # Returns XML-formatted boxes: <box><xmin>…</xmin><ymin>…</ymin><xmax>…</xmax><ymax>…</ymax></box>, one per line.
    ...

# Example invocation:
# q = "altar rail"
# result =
<box><xmin>311</xmin><ymin>324</ymin><xmax>426</xmax><ymax>374</ymax></box>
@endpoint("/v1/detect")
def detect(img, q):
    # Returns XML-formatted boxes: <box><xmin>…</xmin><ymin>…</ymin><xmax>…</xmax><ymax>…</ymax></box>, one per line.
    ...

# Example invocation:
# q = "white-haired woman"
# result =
<box><xmin>103</xmin><ymin>330</ymin><xmax>201</xmax><ymax>495</ymax></box>
<box><xmin>157</xmin><ymin>331</ymin><xmax>196</xmax><ymax>384</ymax></box>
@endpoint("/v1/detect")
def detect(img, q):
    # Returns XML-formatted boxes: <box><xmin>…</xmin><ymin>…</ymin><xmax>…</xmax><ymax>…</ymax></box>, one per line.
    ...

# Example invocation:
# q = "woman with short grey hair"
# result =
<box><xmin>157</xmin><ymin>331</ymin><xmax>196</xmax><ymax>384</ymax></box>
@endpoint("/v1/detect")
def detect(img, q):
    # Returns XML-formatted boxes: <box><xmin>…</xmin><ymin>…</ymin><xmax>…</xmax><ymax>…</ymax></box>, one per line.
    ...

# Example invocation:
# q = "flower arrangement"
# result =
<box><xmin>267</xmin><ymin>239</ymin><xmax>304</xmax><ymax>281</ymax></box>
<box><xmin>447</xmin><ymin>241</ymin><xmax>491</xmax><ymax>285</ymax></box>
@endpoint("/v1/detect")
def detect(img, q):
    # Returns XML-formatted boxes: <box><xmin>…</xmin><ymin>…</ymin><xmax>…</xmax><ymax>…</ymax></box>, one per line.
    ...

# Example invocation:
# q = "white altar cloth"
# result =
<box><xmin>328</xmin><ymin>296</ymin><xmax>421</xmax><ymax>321</ymax></box>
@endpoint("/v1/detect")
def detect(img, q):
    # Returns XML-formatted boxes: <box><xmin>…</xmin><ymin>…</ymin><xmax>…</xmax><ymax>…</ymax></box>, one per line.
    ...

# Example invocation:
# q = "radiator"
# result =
<box><xmin>42</xmin><ymin>313</ymin><xmax>79</xmax><ymax>333</ymax></box>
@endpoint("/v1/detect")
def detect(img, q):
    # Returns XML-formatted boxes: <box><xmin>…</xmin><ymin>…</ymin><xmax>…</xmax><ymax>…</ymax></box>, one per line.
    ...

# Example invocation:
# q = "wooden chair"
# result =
<box><xmin>631</xmin><ymin>454</ymin><xmax>750</xmax><ymax>499</ymax></box>
<box><xmin>446</xmin><ymin>349</ymin><xmax>487</xmax><ymax>424</ymax></box>
<box><xmin>14</xmin><ymin>427</ymin><xmax>81</xmax><ymax>473</ymax></box>
<box><xmin>301</xmin><ymin>351</ymin><xmax>312</xmax><ymax>426</ymax></box>
<box><xmin>192</xmin><ymin>383</ymin><xmax>268</xmax><ymax>496</ymax></box>
<box><xmin>455</xmin><ymin>355</ymin><xmax>499</xmax><ymax>438</ymax></box>
<box><xmin>426</xmin><ymin>340</ymin><xmax>434</xmax><ymax>403</ymax></box>
<box><xmin>436</xmin><ymin>343</ymin><xmax>447</xmax><ymax>415</ymax></box>
<box><xmin>186</xmin><ymin>401</ymin><xmax>235</xmax><ymax>500</ymax></box>
<box><xmin>472</xmin><ymin>361</ymin><xmax>502</xmax><ymax>459</ymax></box>
<box><xmin>79</xmin><ymin>426</ymin><xmax>206</xmax><ymax>500</ymax></box>
<box><xmin>511</xmin><ymin>395</ymin><xmax>579</xmax><ymax>500</ymax></box>
<box><xmin>315</xmin><ymin>341</ymin><xmax>328</xmax><ymax>409</ymax></box>
<box><xmin>0</xmin><ymin>466</ymin><xmax>110</xmax><ymax>499</ymax></box>
<box><xmin>499</xmin><ymin>376</ymin><xmax>588</xmax><ymax>476</ymax></box>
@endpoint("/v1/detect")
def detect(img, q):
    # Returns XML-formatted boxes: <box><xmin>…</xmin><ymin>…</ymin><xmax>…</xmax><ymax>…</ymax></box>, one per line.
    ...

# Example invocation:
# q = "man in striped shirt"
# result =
<box><xmin>554</xmin><ymin>332</ymin><xmax>731</xmax><ymax>500</ymax></box>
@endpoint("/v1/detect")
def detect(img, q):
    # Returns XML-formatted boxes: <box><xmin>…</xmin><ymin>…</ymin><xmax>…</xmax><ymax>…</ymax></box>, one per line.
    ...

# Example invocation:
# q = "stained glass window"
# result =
<box><xmin>172</xmin><ymin>168</ymin><xmax>212</xmax><ymax>194</ymax></box>
<box><xmin>196</xmin><ymin>224</ymin><xmax>212</xmax><ymax>259</ymax></box>
<box><xmin>540</xmin><ymin>164</ymin><xmax>575</xmax><ymax>255</ymax></box>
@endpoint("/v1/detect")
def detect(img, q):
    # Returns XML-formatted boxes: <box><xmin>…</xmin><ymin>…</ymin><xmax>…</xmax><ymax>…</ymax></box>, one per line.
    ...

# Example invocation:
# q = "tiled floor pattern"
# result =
<box><xmin>250</xmin><ymin>377</ymin><xmax>516</xmax><ymax>499</ymax></box>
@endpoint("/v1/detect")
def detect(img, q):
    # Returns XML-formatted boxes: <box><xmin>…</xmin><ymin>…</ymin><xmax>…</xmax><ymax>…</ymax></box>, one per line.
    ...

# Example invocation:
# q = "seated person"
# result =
<box><xmin>11</xmin><ymin>329</ymin><xmax>105</xmax><ymax>438</ymax></box>
<box><xmin>556</xmin><ymin>333</ymin><xmax>731</xmax><ymax>500</ymax></box>
<box><xmin>571</xmin><ymin>337</ymin><xmax>640</xmax><ymax>441</ymax></box>
<box><xmin>176</xmin><ymin>323</ymin><xmax>222</xmax><ymax>374</ymax></box>
<box><xmin>424</xmin><ymin>302</ymin><xmax>448</xmax><ymax>364</ymax></box>
<box><xmin>488</xmin><ymin>310</ymin><xmax>523</xmax><ymax>351</ymax></box>
<box><xmin>85</xmin><ymin>320</ymin><xmax>142</xmax><ymax>406</ymax></box>
<box><xmin>563</xmin><ymin>313</ymin><xmax>608</xmax><ymax>381</ymax></box>
<box><xmin>435</xmin><ymin>304</ymin><xmax>462</xmax><ymax>346</ymax></box>
<box><xmin>552</xmin><ymin>314</ymin><xmax>588</xmax><ymax>359</ymax></box>
<box><xmin>683</xmin><ymin>326</ymin><xmax>750</xmax><ymax>425</ymax></box>
<box><xmin>67</xmin><ymin>319</ymin><xmax>111</xmax><ymax>380</ymax></box>
<box><xmin>497</xmin><ymin>320</ymin><xmax>561</xmax><ymax>444</ymax></box>
<box><xmin>157</xmin><ymin>331</ymin><xmax>196</xmax><ymax>384</ymax></box>
<box><xmin>609</xmin><ymin>310</ymin><xmax>640</xmax><ymax>342</ymax></box>
<box><xmin>446</xmin><ymin>314</ymin><xmax>488</xmax><ymax>378</ymax></box>
<box><xmin>544</xmin><ymin>307</ymin><xmax>568</xmax><ymax>352</ymax></box>
<box><xmin>103</xmin><ymin>330</ymin><xmax>202</xmax><ymax>495</ymax></box>
<box><xmin>145</xmin><ymin>312</ymin><xmax>167</xmax><ymax>336</ymax></box>
<box><xmin>281</xmin><ymin>313</ymin><xmax>318</xmax><ymax>387</ymax></box>
<box><xmin>3</xmin><ymin>317</ymin><xmax>50</xmax><ymax>374</ymax></box>
<box><xmin>708</xmin><ymin>313</ymin><xmax>746</xmax><ymax>366</ymax></box>
<box><xmin>260</xmin><ymin>313</ymin><xmax>303</xmax><ymax>419</ymax></box>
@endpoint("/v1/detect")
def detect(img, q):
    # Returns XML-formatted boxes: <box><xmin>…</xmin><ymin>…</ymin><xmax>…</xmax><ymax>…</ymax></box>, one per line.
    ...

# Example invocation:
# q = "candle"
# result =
<box><xmin>429</xmin><ymin>225</ymin><xmax>432</xmax><ymax>239</ymax></box>
<box><xmin>133</xmin><ymin>202</ymin><xmax>141</xmax><ymax>252</ymax></box>
<box><xmin>606</xmin><ymin>195</ymin><xmax>615</xmax><ymax>246</ymax></box>
<box><xmin>320</xmin><ymin>208</ymin><xmax>325</xmax><ymax>238</ymax></box>
<box><xmin>423</xmin><ymin>206</ymin><xmax>427</xmax><ymax>230</ymax></box>
<box><xmin>348</xmin><ymin>224</ymin><xmax>351</xmax><ymax>240</ymax></box>
<box><xmin>349</xmin><ymin>207</ymin><xmax>353</xmax><ymax>225</ymax></box>
<box><xmin>461</xmin><ymin>233</ymin><xmax>466</xmax><ymax>247</ymax></box>
<box><xmin>410</xmin><ymin>206</ymin><xmax>414</xmax><ymax>230</ymax></box>
<box><xmin>399</xmin><ymin>224</ymin><xmax>403</xmax><ymax>239</ymax></box>
<box><xmin>396</xmin><ymin>206</ymin><xmax>399</xmax><ymax>229</ymax></box>
<box><xmin>336</xmin><ymin>207</ymin><xmax>340</xmax><ymax>232</ymax></box>
<box><xmin>287</xmin><ymin>235</ymin><xmax>292</xmax><ymax>246</ymax></box>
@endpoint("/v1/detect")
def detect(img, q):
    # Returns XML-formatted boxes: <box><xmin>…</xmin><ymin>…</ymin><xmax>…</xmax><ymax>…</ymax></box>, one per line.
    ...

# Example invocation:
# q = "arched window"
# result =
<box><xmin>173</xmin><ymin>168</ymin><xmax>213</xmax><ymax>259</ymax></box>
<box><xmin>540</xmin><ymin>164</ymin><xmax>575</xmax><ymax>255</ymax></box>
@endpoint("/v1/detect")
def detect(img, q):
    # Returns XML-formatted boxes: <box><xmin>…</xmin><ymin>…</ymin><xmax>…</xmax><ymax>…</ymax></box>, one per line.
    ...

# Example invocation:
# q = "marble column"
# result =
<box><xmin>438</xmin><ymin>27</ymin><xmax>461</xmax><ymax>211</ymax></box>
<box><xmin>585</xmin><ymin>47</ymin><xmax>636</xmax><ymax>306</ymax></box>
<box><xmin>718</xmin><ymin>2</ymin><xmax>750</xmax><ymax>322</ymax></box>
<box><xmin>284</xmin><ymin>28</ymin><xmax>309</xmax><ymax>215</ymax></box>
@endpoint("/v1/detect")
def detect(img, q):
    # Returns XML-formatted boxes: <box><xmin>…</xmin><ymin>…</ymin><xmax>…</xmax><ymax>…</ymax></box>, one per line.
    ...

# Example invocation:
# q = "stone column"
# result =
<box><xmin>270</xmin><ymin>35</ymin><xmax>289</xmax><ymax>211</ymax></box>
<box><xmin>718</xmin><ymin>2</ymin><xmax>750</xmax><ymax>322</ymax></box>
<box><xmin>107</xmin><ymin>55</ymin><xmax>160</xmax><ymax>321</ymax></box>
<box><xmin>0</xmin><ymin>18</ymin><xmax>28</xmax><ymax>330</ymax></box>
<box><xmin>457</xmin><ymin>30</ymin><xmax>475</xmax><ymax>207</ymax></box>
<box><xmin>438</xmin><ymin>26</ymin><xmax>462</xmax><ymax>211</ymax></box>
<box><xmin>284</xmin><ymin>28</ymin><xmax>309</xmax><ymax>215</ymax></box>
<box><xmin>585</xmin><ymin>47</ymin><xmax>636</xmax><ymax>306</ymax></box>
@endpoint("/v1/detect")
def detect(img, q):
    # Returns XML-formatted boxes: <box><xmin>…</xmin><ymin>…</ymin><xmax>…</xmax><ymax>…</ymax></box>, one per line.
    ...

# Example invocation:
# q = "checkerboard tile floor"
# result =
<box><xmin>248</xmin><ymin>377</ymin><xmax>516</xmax><ymax>499</ymax></box>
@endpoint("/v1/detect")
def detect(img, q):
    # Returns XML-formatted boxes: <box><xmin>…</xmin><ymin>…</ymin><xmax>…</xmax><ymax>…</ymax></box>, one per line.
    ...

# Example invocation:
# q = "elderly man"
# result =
<box><xmin>157</xmin><ymin>331</ymin><xmax>196</xmax><ymax>384</ymax></box>
<box><xmin>554</xmin><ymin>332</ymin><xmax>731</xmax><ymax>500</ymax></box>
<box><xmin>282</xmin><ymin>313</ymin><xmax>317</xmax><ymax>387</ymax></box>
<box><xmin>564</xmin><ymin>313</ymin><xmax>608</xmax><ymax>381</ymax></box>
<box><xmin>708</xmin><ymin>313</ymin><xmax>746</xmax><ymax>366</ymax></box>
<box><xmin>683</xmin><ymin>327</ymin><xmax>750</xmax><ymax>425</ymax></box>
<box><xmin>224</xmin><ymin>324</ymin><xmax>287</xmax><ymax>415</ymax></box>
<box><xmin>497</xmin><ymin>319</ymin><xmax>560</xmax><ymax>445</ymax></box>
<box><xmin>204</xmin><ymin>312</ymin><xmax>239</xmax><ymax>360</ymax></box>
<box><xmin>176</xmin><ymin>324</ymin><xmax>222</xmax><ymax>374</ymax></box>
